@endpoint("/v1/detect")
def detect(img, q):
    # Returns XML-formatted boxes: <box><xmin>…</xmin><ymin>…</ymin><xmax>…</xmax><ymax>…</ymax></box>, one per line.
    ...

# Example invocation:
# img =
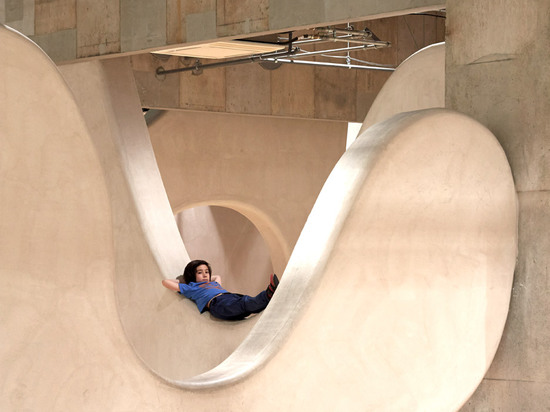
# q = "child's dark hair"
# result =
<box><xmin>177</xmin><ymin>259</ymin><xmax>212</xmax><ymax>284</ymax></box>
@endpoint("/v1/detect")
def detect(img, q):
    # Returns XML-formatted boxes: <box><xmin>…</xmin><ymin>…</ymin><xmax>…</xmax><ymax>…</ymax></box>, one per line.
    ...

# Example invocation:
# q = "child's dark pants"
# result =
<box><xmin>208</xmin><ymin>291</ymin><xmax>269</xmax><ymax>321</ymax></box>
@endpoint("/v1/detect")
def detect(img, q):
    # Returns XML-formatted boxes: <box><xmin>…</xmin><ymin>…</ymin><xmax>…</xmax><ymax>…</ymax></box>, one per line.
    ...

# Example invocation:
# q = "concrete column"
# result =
<box><xmin>446</xmin><ymin>1</ymin><xmax>550</xmax><ymax>409</ymax></box>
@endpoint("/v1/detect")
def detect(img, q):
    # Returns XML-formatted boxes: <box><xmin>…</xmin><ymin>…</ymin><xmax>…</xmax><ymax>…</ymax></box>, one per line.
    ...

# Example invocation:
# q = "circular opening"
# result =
<box><xmin>175</xmin><ymin>205</ymin><xmax>273</xmax><ymax>296</ymax></box>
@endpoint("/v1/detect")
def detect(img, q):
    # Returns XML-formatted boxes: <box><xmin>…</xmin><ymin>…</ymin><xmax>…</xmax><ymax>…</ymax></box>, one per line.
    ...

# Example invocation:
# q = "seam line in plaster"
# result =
<box><xmin>467</xmin><ymin>54</ymin><xmax>517</xmax><ymax>65</ymax></box>
<box><xmin>484</xmin><ymin>377</ymin><xmax>549</xmax><ymax>384</ymax></box>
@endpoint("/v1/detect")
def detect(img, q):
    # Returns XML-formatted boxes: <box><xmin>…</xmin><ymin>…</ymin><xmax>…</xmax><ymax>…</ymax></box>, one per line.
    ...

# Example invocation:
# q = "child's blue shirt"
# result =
<box><xmin>178</xmin><ymin>281</ymin><xmax>228</xmax><ymax>313</ymax></box>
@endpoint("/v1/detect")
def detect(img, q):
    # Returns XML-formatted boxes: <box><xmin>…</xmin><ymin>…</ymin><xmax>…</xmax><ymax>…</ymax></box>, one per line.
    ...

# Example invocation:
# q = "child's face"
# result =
<box><xmin>195</xmin><ymin>264</ymin><xmax>211</xmax><ymax>282</ymax></box>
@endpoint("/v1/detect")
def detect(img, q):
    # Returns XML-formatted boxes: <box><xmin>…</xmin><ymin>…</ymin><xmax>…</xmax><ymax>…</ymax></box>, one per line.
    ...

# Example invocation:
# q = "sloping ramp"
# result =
<box><xmin>360</xmin><ymin>41</ymin><xmax>445</xmax><ymax>133</ymax></box>
<box><xmin>0</xmin><ymin>25</ymin><xmax>517</xmax><ymax>411</ymax></box>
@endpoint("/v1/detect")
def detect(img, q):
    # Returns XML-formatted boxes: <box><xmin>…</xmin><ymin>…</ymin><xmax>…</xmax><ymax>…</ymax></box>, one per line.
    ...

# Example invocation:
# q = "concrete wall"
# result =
<box><xmin>446</xmin><ymin>1</ymin><xmax>550</xmax><ymax>410</ymax></box>
<box><xmin>0</xmin><ymin>2</ymin><xmax>444</xmax><ymax>123</ymax></box>
<box><xmin>0</xmin><ymin>0</ymin><xmax>443</xmax><ymax>61</ymax></box>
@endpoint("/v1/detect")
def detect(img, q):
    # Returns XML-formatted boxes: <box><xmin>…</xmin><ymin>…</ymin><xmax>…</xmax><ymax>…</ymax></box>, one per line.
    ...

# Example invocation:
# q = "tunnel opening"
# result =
<box><xmin>175</xmin><ymin>205</ymin><xmax>274</xmax><ymax>298</ymax></box>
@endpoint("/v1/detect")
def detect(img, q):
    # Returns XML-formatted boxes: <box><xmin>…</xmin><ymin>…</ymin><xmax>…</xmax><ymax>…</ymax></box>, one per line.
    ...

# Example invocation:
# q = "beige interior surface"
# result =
<box><xmin>58</xmin><ymin>57</ymin><xmax>263</xmax><ymax>382</ymax></box>
<box><xmin>359</xmin><ymin>42</ymin><xmax>445</xmax><ymax>134</ymax></box>
<box><xmin>178</xmin><ymin>109</ymin><xmax>517</xmax><ymax>407</ymax></box>
<box><xmin>1</xmin><ymin>25</ymin><xmax>517</xmax><ymax>411</ymax></box>
<box><xmin>147</xmin><ymin>109</ymin><xmax>347</xmax><ymax>276</ymax></box>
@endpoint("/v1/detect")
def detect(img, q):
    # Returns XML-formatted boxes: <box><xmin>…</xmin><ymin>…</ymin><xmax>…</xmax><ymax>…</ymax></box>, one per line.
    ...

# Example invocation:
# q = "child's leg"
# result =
<box><xmin>241</xmin><ymin>291</ymin><xmax>269</xmax><ymax>313</ymax></box>
<box><xmin>209</xmin><ymin>275</ymin><xmax>279</xmax><ymax>321</ymax></box>
<box><xmin>209</xmin><ymin>293</ymin><xmax>262</xmax><ymax>321</ymax></box>
<box><xmin>241</xmin><ymin>274</ymin><xmax>279</xmax><ymax>313</ymax></box>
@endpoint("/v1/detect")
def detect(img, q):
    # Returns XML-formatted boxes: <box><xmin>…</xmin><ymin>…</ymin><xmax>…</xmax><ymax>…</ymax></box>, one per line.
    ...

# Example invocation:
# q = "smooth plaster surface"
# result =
<box><xmin>147</xmin><ymin>109</ymin><xmax>348</xmax><ymax>275</ymax></box>
<box><xmin>58</xmin><ymin>57</ymin><xmax>260</xmax><ymax>382</ymax></box>
<box><xmin>0</xmin><ymin>0</ymin><xmax>546</xmax><ymax>409</ymax></box>
<box><xmin>1</xmin><ymin>24</ymin><xmax>518</xmax><ymax>410</ymax></box>
<box><xmin>360</xmin><ymin>42</ymin><xmax>445</xmax><ymax>132</ymax></box>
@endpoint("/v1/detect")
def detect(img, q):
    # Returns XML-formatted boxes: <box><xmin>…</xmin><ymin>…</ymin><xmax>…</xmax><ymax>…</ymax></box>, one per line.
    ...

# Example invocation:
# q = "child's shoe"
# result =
<box><xmin>266</xmin><ymin>273</ymin><xmax>279</xmax><ymax>299</ymax></box>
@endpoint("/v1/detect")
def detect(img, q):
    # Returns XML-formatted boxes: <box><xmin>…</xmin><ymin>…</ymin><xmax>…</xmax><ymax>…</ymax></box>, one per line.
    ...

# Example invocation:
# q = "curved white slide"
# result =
<box><xmin>360</xmin><ymin>41</ymin><xmax>445</xmax><ymax>133</ymax></box>
<box><xmin>0</xmin><ymin>26</ymin><xmax>517</xmax><ymax>411</ymax></box>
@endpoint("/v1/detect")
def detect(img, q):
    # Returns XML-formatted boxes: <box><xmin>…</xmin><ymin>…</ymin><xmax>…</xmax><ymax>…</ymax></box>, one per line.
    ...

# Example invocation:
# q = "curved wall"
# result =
<box><xmin>58</xmin><ymin>57</ymin><xmax>265</xmax><ymax>382</ymax></box>
<box><xmin>0</xmin><ymin>24</ymin><xmax>122</xmax><ymax>410</ymax></box>
<box><xmin>177</xmin><ymin>110</ymin><xmax>517</xmax><ymax>412</ymax></box>
<box><xmin>148</xmin><ymin>110</ymin><xmax>348</xmax><ymax>275</ymax></box>
<box><xmin>360</xmin><ymin>42</ymin><xmax>445</xmax><ymax>133</ymax></box>
<box><xmin>1</xmin><ymin>25</ymin><xmax>518</xmax><ymax>411</ymax></box>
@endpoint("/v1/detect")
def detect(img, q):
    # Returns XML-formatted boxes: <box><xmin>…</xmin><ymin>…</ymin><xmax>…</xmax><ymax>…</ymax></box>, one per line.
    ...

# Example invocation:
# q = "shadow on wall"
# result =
<box><xmin>175</xmin><ymin>205</ymin><xmax>273</xmax><ymax>296</ymax></box>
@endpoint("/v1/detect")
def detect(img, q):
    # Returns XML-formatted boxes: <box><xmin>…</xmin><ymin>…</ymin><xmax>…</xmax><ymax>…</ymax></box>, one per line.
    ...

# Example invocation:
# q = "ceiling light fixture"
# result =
<box><xmin>153</xmin><ymin>40</ymin><xmax>285</xmax><ymax>60</ymax></box>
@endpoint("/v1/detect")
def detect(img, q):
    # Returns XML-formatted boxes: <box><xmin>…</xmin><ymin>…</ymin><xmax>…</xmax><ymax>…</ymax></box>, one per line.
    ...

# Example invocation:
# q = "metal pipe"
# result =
<box><xmin>264</xmin><ymin>58</ymin><xmax>395</xmax><ymax>71</ymax></box>
<box><xmin>155</xmin><ymin>42</ymin><xmax>393</xmax><ymax>77</ymax></box>
<box><xmin>286</xmin><ymin>44</ymin><xmax>369</xmax><ymax>60</ymax></box>
<box><xmin>292</xmin><ymin>37</ymin><xmax>323</xmax><ymax>45</ymax></box>
<box><xmin>315</xmin><ymin>28</ymin><xmax>391</xmax><ymax>47</ymax></box>
<box><xmin>156</xmin><ymin>48</ymin><xmax>298</xmax><ymax>76</ymax></box>
<box><xmin>320</xmin><ymin>36</ymin><xmax>390</xmax><ymax>47</ymax></box>
<box><xmin>317</xmin><ymin>28</ymin><xmax>377</xmax><ymax>39</ymax></box>
<box><xmin>157</xmin><ymin>56</ymin><xmax>256</xmax><ymax>76</ymax></box>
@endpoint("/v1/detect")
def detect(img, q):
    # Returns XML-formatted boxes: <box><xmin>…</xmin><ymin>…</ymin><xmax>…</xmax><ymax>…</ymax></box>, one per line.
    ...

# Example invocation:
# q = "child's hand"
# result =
<box><xmin>211</xmin><ymin>275</ymin><xmax>222</xmax><ymax>285</ymax></box>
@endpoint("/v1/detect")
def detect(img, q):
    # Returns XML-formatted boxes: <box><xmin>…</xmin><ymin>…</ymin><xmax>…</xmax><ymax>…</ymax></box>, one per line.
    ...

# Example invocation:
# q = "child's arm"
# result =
<box><xmin>211</xmin><ymin>275</ymin><xmax>222</xmax><ymax>286</ymax></box>
<box><xmin>162</xmin><ymin>279</ymin><xmax>180</xmax><ymax>292</ymax></box>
